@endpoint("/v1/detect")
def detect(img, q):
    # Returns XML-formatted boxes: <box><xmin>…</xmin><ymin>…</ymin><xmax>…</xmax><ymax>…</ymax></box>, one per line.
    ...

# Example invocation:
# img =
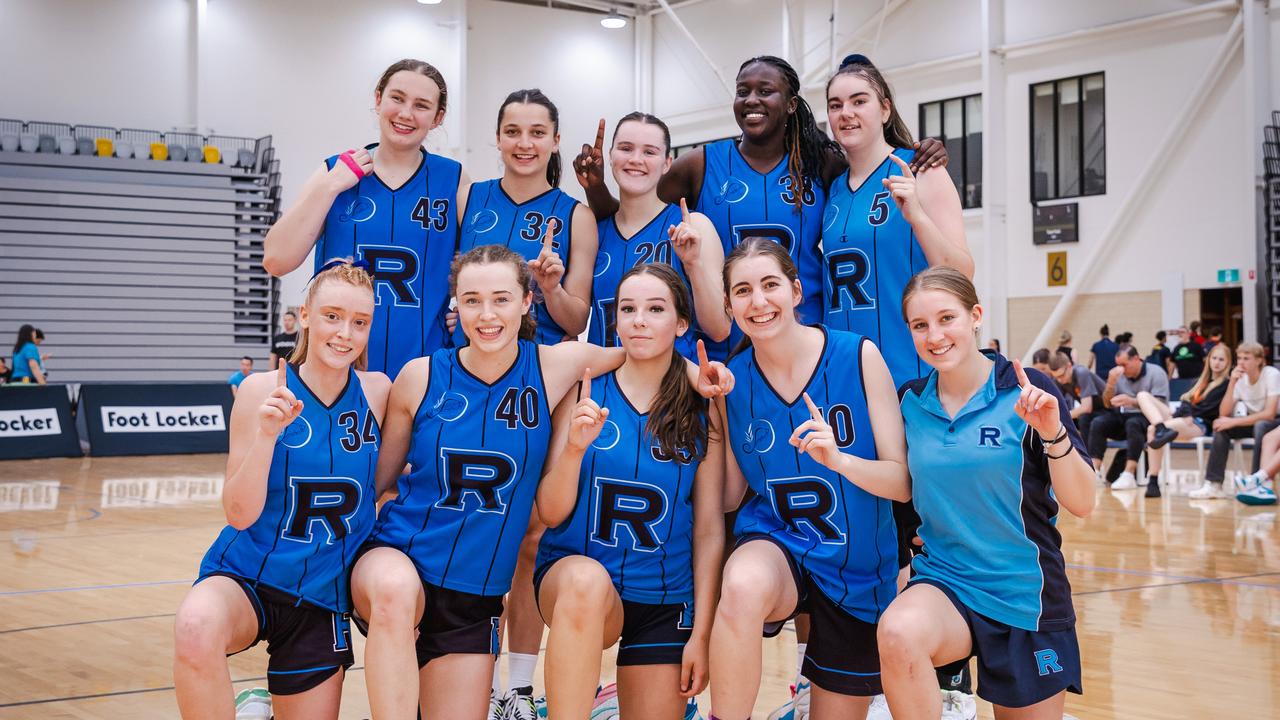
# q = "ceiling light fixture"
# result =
<box><xmin>601</xmin><ymin>9</ymin><xmax>627</xmax><ymax>29</ymax></box>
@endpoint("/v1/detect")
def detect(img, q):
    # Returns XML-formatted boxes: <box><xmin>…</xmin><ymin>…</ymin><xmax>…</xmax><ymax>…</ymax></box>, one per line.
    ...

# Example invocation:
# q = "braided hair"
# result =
<box><xmin>738</xmin><ymin>56</ymin><xmax>839</xmax><ymax>211</ymax></box>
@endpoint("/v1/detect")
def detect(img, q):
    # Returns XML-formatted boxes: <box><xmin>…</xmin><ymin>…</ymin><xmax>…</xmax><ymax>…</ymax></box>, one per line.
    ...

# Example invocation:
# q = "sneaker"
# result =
<box><xmin>684</xmin><ymin>697</ymin><xmax>703</xmax><ymax>720</ymax></box>
<box><xmin>940</xmin><ymin>690</ymin><xmax>977</xmax><ymax>720</ymax></box>
<box><xmin>1189</xmin><ymin>481</ymin><xmax>1227</xmax><ymax>499</ymax></box>
<box><xmin>490</xmin><ymin>689</ymin><xmax>509</xmax><ymax>720</ymax></box>
<box><xmin>766</xmin><ymin>680</ymin><xmax>808</xmax><ymax>720</ymax></box>
<box><xmin>1148</xmin><ymin>424</ymin><xmax>1179</xmax><ymax>449</ymax></box>
<box><xmin>1235</xmin><ymin>472</ymin><xmax>1263</xmax><ymax>493</ymax></box>
<box><xmin>793</xmin><ymin>677</ymin><xmax>811</xmax><ymax>720</ymax></box>
<box><xmin>591</xmin><ymin>683</ymin><xmax>619</xmax><ymax>720</ymax></box>
<box><xmin>1145</xmin><ymin>478</ymin><xmax>1162</xmax><ymax>498</ymax></box>
<box><xmin>234</xmin><ymin>687</ymin><xmax>272</xmax><ymax>720</ymax></box>
<box><xmin>1111</xmin><ymin>471</ymin><xmax>1137</xmax><ymax>490</ymax></box>
<box><xmin>535</xmin><ymin>693</ymin><xmax>548</xmax><ymax>719</ymax></box>
<box><xmin>866</xmin><ymin>693</ymin><xmax>893</xmax><ymax>720</ymax></box>
<box><xmin>509</xmin><ymin>685</ymin><xmax>537</xmax><ymax>720</ymax></box>
<box><xmin>1237</xmin><ymin>478</ymin><xmax>1278</xmax><ymax>505</ymax></box>
<box><xmin>765</xmin><ymin>694</ymin><xmax>796</xmax><ymax>720</ymax></box>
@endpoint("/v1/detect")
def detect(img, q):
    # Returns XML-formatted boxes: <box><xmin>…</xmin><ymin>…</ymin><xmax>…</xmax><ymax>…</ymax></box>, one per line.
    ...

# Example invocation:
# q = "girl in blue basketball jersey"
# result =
<box><xmin>821</xmin><ymin>55</ymin><xmax>970</xmax><ymax>388</ymax></box>
<box><xmin>454</xmin><ymin>90</ymin><xmax>598</xmax><ymax>347</ymax></box>
<box><xmin>587</xmin><ymin>112</ymin><xmax>730</xmax><ymax>356</ymax></box>
<box><xmin>174</xmin><ymin>261</ymin><xmax>391</xmax><ymax>720</ymax></box>
<box><xmin>263</xmin><ymin>59</ymin><xmax>468</xmax><ymax>380</ymax></box>
<box><xmin>574</xmin><ymin>56</ymin><xmax>948</xmax><ymax>363</ymax></box>
<box><xmin>708</xmin><ymin>239</ymin><xmax>909</xmax><ymax>720</ymax></box>
<box><xmin>536</xmin><ymin>264</ymin><xmax>725</xmax><ymax>719</ymax></box>
<box><xmin>349</xmin><ymin>245</ymin><xmax>735</xmax><ymax>719</ymax></box>
<box><xmin>883</xmin><ymin>267</ymin><xmax>1095</xmax><ymax>719</ymax></box>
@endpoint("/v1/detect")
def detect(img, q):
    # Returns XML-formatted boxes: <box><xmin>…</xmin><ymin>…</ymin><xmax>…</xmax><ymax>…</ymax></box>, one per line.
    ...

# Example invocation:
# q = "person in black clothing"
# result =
<box><xmin>1142</xmin><ymin>342</ymin><xmax>1232</xmax><ymax>497</ymax></box>
<box><xmin>1169</xmin><ymin>326</ymin><xmax>1205</xmax><ymax>379</ymax></box>
<box><xmin>269</xmin><ymin>310</ymin><xmax>299</xmax><ymax>367</ymax></box>
<box><xmin>1148</xmin><ymin>331</ymin><xmax>1173</xmax><ymax>375</ymax></box>
<box><xmin>1090</xmin><ymin>324</ymin><xmax>1118</xmax><ymax>378</ymax></box>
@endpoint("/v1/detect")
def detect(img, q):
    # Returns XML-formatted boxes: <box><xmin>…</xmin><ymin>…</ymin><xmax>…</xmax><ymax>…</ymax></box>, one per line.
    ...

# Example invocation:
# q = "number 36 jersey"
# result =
<box><xmin>199</xmin><ymin>365</ymin><xmax>380</xmax><ymax>612</ymax></box>
<box><xmin>372</xmin><ymin>340</ymin><xmax>552</xmax><ymax>596</ymax></box>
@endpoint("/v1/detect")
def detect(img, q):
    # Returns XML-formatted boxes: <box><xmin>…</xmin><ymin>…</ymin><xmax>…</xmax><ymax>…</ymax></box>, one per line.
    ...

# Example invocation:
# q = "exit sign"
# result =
<box><xmin>1217</xmin><ymin>269</ymin><xmax>1240</xmax><ymax>283</ymax></box>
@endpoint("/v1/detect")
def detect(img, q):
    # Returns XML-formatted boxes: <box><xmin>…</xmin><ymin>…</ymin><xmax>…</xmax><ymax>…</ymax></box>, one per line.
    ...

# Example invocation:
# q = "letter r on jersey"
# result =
<box><xmin>1034</xmin><ymin>649</ymin><xmax>1062</xmax><ymax>676</ymax></box>
<box><xmin>437</xmin><ymin>448</ymin><xmax>518</xmax><ymax>514</ymax></box>
<box><xmin>979</xmin><ymin>426</ymin><xmax>1002</xmax><ymax>447</ymax></box>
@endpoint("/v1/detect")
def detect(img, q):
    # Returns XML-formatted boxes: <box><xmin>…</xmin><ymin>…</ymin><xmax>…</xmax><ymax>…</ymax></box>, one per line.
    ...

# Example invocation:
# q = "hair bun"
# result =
<box><xmin>840</xmin><ymin>53</ymin><xmax>872</xmax><ymax>68</ymax></box>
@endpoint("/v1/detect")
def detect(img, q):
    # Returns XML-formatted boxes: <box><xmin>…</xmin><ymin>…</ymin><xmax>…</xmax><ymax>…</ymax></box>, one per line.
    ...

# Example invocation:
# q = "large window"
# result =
<box><xmin>919</xmin><ymin>94</ymin><xmax>983</xmax><ymax>209</ymax></box>
<box><xmin>1031</xmin><ymin>72</ymin><xmax>1105</xmax><ymax>201</ymax></box>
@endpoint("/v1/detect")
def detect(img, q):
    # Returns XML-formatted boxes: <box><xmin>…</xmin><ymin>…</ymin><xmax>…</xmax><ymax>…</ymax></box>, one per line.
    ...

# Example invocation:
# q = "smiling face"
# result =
<box><xmin>497</xmin><ymin>101</ymin><xmax>558</xmax><ymax>181</ymax></box>
<box><xmin>455</xmin><ymin>261</ymin><xmax>532</xmax><ymax>352</ymax></box>
<box><xmin>610</xmin><ymin>120</ymin><xmax>670</xmax><ymax>197</ymax></box>
<box><xmin>733</xmin><ymin>61</ymin><xmax>796</xmax><ymax>143</ymax></box>
<box><xmin>299</xmin><ymin>280</ymin><xmax>374</xmax><ymax>371</ymax></box>
<box><xmin>826</xmin><ymin>72</ymin><xmax>890</xmax><ymax>153</ymax></box>
<box><xmin>615</xmin><ymin>272</ymin><xmax>686</xmax><ymax>362</ymax></box>
<box><xmin>374</xmin><ymin>70</ymin><xmax>444</xmax><ymax>150</ymax></box>
<box><xmin>906</xmin><ymin>289</ymin><xmax>983</xmax><ymax>372</ymax></box>
<box><xmin>727</xmin><ymin>253</ymin><xmax>803</xmax><ymax>342</ymax></box>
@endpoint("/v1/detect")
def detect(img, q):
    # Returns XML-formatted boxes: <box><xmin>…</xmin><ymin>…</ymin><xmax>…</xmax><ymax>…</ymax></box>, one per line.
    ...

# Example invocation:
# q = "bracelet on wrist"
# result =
<box><xmin>1045</xmin><ymin>443</ymin><xmax>1075</xmax><ymax>460</ymax></box>
<box><xmin>1041</xmin><ymin>426</ymin><xmax>1068</xmax><ymax>446</ymax></box>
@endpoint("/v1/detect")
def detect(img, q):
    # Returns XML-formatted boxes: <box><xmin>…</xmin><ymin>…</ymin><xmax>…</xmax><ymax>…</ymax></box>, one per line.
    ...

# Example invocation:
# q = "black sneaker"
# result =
<box><xmin>1148</xmin><ymin>424</ymin><xmax>1179</xmax><ymax>450</ymax></box>
<box><xmin>1145</xmin><ymin>478</ymin><xmax>1162</xmax><ymax>498</ymax></box>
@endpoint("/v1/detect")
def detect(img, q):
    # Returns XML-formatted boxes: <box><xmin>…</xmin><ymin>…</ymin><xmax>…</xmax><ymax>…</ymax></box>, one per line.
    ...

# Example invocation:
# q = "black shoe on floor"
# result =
<box><xmin>1148</xmin><ymin>424</ymin><xmax>1179</xmax><ymax>450</ymax></box>
<box><xmin>1145</xmin><ymin>479</ymin><xmax>1162</xmax><ymax>498</ymax></box>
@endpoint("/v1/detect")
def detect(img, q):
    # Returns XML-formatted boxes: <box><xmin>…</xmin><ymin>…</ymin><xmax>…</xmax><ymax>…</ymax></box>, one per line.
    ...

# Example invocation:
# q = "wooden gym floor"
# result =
<box><xmin>0</xmin><ymin>453</ymin><xmax>1276</xmax><ymax>719</ymax></box>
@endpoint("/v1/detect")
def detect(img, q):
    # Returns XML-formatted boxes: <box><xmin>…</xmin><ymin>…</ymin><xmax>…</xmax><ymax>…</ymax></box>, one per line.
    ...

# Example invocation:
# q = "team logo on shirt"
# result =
<box><xmin>359</xmin><ymin>244</ymin><xmax>421</xmax><ymax>308</ymax></box>
<box><xmin>281</xmin><ymin>476</ymin><xmax>364</xmax><ymax>544</ymax></box>
<box><xmin>339</xmin><ymin>196</ymin><xmax>376</xmax><ymax>223</ymax></box>
<box><xmin>279</xmin><ymin>415</ymin><xmax>313</xmax><ymax>449</ymax></box>
<box><xmin>765</xmin><ymin>476</ymin><xmax>845</xmax><ymax>545</ymax></box>
<box><xmin>826</xmin><ymin>249</ymin><xmax>875</xmax><ymax>311</ymax></box>
<box><xmin>590</xmin><ymin>476</ymin><xmax>669</xmax><ymax>552</ymax></box>
<box><xmin>732</xmin><ymin>224</ymin><xmax>794</xmax><ymax>253</ymax></box>
<box><xmin>592</xmin><ymin>420</ymin><xmax>622</xmax><ymax>451</ymax></box>
<box><xmin>594</xmin><ymin>251</ymin><xmax>612</xmax><ymax>278</ymax></box>
<box><xmin>435</xmin><ymin>447</ymin><xmax>518</xmax><ymax>514</ymax></box>
<box><xmin>715</xmin><ymin>177</ymin><xmax>750</xmax><ymax>205</ymax></box>
<box><xmin>429</xmin><ymin>392</ymin><xmax>469</xmax><ymax>422</ymax></box>
<box><xmin>469</xmin><ymin>208</ymin><xmax>500</xmax><ymax>234</ymax></box>
<box><xmin>978</xmin><ymin>426</ymin><xmax>1003</xmax><ymax>448</ymax></box>
<box><xmin>741</xmin><ymin>419</ymin><xmax>776</xmax><ymax>454</ymax></box>
<box><xmin>822</xmin><ymin>202</ymin><xmax>841</xmax><ymax>232</ymax></box>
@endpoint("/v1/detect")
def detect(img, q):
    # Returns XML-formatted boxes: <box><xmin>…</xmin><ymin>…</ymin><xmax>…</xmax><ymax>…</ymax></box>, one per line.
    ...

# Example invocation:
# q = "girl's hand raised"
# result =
<box><xmin>567</xmin><ymin>368</ymin><xmax>609</xmax><ymax>452</ymax></box>
<box><xmin>260</xmin><ymin>359</ymin><xmax>304</xmax><ymax>438</ymax></box>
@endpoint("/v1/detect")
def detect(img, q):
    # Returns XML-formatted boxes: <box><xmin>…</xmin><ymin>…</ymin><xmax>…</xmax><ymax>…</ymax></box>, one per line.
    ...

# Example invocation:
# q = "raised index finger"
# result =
<box><xmin>680</xmin><ymin>197</ymin><xmax>691</xmax><ymax>223</ymax></box>
<box><xmin>579</xmin><ymin>367</ymin><xmax>592</xmax><ymax>401</ymax></box>
<box><xmin>887</xmin><ymin>151</ymin><xmax>914</xmax><ymax>179</ymax></box>
<box><xmin>1012</xmin><ymin>358</ymin><xmax>1031</xmax><ymax>388</ymax></box>
<box><xmin>593</xmin><ymin>118</ymin><xmax>606</xmax><ymax>152</ymax></box>
<box><xmin>802</xmin><ymin>392</ymin><xmax>822</xmax><ymax>421</ymax></box>
<box><xmin>696</xmin><ymin>339</ymin><xmax>709</xmax><ymax>368</ymax></box>
<box><xmin>542</xmin><ymin>220</ymin><xmax>556</xmax><ymax>255</ymax></box>
<box><xmin>277</xmin><ymin>358</ymin><xmax>287</xmax><ymax>387</ymax></box>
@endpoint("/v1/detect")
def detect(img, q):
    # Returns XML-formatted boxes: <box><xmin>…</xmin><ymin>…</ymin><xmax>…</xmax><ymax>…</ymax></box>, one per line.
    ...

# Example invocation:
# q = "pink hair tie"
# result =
<box><xmin>338</xmin><ymin>150</ymin><xmax>365</xmax><ymax>179</ymax></box>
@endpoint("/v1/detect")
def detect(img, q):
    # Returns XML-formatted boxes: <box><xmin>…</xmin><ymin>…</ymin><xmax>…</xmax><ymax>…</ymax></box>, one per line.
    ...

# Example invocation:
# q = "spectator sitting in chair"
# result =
<box><xmin>1232</xmin><ymin>423</ymin><xmax>1280</xmax><ymax>505</ymax></box>
<box><xmin>1044</xmin><ymin>350</ymin><xmax>1107</xmax><ymax>443</ymax></box>
<box><xmin>228</xmin><ymin>356</ymin><xmax>253</xmax><ymax>397</ymax></box>
<box><xmin>1190</xmin><ymin>342</ymin><xmax>1280</xmax><ymax>499</ymax></box>
<box><xmin>1141</xmin><ymin>343</ymin><xmax>1233</xmax><ymax>498</ymax></box>
<box><xmin>11</xmin><ymin>325</ymin><xmax>49</xmax><ymax>385</ymax></box>
<box><xmin>1089</xmin><ymin>344</ymin><xmax>1170</xmax><ymax>490</ymax></box>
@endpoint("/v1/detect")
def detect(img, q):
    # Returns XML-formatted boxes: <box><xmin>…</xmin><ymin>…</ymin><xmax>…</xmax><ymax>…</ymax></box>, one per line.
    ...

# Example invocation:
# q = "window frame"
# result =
<box><xmin>1029</xmin><ymin>71</ymin><xmax>1106</xmax><ymax>202</ymax></box>
<box><xmin>917</xmin><ymin>92</ymin><xmax>983</xmax><ymax>210</ymax></box>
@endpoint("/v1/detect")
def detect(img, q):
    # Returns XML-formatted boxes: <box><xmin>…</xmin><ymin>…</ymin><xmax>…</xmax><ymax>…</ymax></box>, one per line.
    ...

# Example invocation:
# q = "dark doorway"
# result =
<box><xmin>1198</xmin><ymin>287</ymin><xmax>1244</xmax><ymax>350</ymax></box>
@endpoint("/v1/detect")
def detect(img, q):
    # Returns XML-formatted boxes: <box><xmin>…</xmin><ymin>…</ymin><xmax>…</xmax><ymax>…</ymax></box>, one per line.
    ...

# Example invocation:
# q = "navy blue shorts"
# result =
<box><xmin>737</xmin><ymin>534</ymin><xmax>882</xmax><ymax>697</ymax></box>
<box><xmin>534</xmin><ymin>557</ymin><xmax>694</xmax><ymax>666</ymax></box>
<box><xmin>201</xmin><ymin>572</ymin><xmax>353</xmax><ymax>696</ymax></box>
<box><xmin>913</xmin><ymin>578</ymin><xmax>1083</xmax><ymax>708</ymax></box>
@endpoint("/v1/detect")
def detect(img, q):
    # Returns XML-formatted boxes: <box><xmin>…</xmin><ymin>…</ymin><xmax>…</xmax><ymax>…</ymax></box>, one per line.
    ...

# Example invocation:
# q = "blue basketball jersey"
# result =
<box><xmin>537</xmin><ymin>372</ymin><xmax>702</xmax><ymax>604</ymax></box>
<box><xmin>695</xmin><ymin>139</ymin><xmax>826</xmax><ymax>360</ymax></box>
<box><xmin>726</xmin><ymin>328</ymin><xmax>897</xmax><ymax>622</ymax></box>
<box><xmin>589</xmin><ymin>205</ymin><xmax>697</xmax><ymax>360</ymax></box>
<box><xmin>821</xmin><ymin>148</ymin><xmax>927</xmax><ymax>387</ymax></box>
<box><xmin>372</xmin><ymin>340</ymin><xmax>551</xmax><ymax>596</ymax></box>
<box><xmin>316</xmin><ymin>145</ymin><xmax>461</xmax><ymax>381</ymax></box>
<box><xmin>200</xmin><ymin>366</ymin><xmax>380</xmax><ymax>612</ymax></box>
<box><xmin>457</xmin><ymin>179</ymin><xmax>581</xmax><ymax>345</ymax></box>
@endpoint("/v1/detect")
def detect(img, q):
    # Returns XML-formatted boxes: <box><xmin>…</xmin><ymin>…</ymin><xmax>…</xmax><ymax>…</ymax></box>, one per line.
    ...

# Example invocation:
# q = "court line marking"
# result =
<box><xmin>1067</xmin><ymin>564</ymin><xmax>1280</xmax><ymax>587</ymax></box>
<box><xmin>0</xmin><ymin>613</ymin><xmax>175</xmax><ymax>635</ymax></box>
<box><xmin>0</xmin><ymin>579</ymin><xmax>189</xmax><ymax>597</ymax></box>
<box><xmin>0</xmin><ymin>667</ymin><xmax>365</xmax><ymax>708</ymax></box>
<box><xmin>1071</xmin><ymin>570</ymin><xmax>1280</xmax><ymax>596</ymax></box>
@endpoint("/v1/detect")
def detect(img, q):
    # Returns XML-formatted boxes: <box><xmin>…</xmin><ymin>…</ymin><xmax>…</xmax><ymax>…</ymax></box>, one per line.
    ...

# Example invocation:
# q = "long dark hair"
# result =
<box><xmin>375</xmin><ymin>58</ymin><xmax>449</xmax><ymax>116</ymax></box>
<box><xmin>738</xmin><ymin>56</ymin><xmax>839</xmax><ymax>211</ymax></box>
<box><xmin>615</xmin><ymin>263</ymin><xmax>709</xmax><ymax>461</ymax></box>
<box><xmin>497</xmin><ymin>89</ymin><xmax>562</xmax><ymax>187</ymax></box>
<box><xmin>722</xmin><ymin>237</ymin><xmax>802</xmax><ymax>357</ymax></box>
<box><xmin>449</xmin><ymin>244</ymin><xmax>537</xmax><ymax>342</ymax></box>
<box><xmin>611</xmin><ymin>111</ymin><xmax>671</xmax><ymax>154</ymax></box>
<box><xmin>825</xmin><ymin>54</ymin><xmax>914</xmax><ymax>149</ymax></box>
<box><xmin>13</xmin><ymin>324</ymin><xmax>40</xmax><ymax>355</ymax></box>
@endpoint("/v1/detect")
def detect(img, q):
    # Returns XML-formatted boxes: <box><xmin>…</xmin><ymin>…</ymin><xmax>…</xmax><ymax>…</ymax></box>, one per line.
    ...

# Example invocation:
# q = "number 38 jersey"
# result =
<box><xmin>457</xmin><ymin>179</ymin><xmax>581</xmax><ymax>346</ymax></box>
<box><xmin>537</xmin><ymin>371</ymin><xmax>703</xmax><ymax>605</ymax></box>
<box><xmin>821</xmin><ymin>148</ymin><xmax>926</xmax><ymax>387</ymax></box>
<box><xmin>372</xmin><ymin>340</ymin><xmax>552</xmax><ymax>596</ymax></box>
<box><xmin>199</xmin><ymin>365</ymin><xmax>380</xmax><ymax>612</ymax></box>
<box><xmin>316</xmin><ymin>145</ymin><xmax>462</xmax><ymax>380</ymax></box>
<box><xmin>725</xmin><ymin>327</ymin><xmax>897</xmax><ymax>622</ymax></box>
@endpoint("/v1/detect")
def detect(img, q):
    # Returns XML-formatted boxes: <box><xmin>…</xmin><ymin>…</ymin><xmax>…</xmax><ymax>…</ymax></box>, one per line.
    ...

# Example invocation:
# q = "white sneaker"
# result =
<box><xmin>793</xmin><ymin>677</ymin><xmax>811</xmax><ymax>720</ymax></box>
<box><xmin>1111</xmin><ymin>471</ymin><xmax>1137</xmax><ymax>490</ymax></box>
<box><xmin>489</xmin><ymin>689</ymin><xmax>509</xmax><ymax>720</ymax></box>
<box><xmin>1235</xmin><ymin>472</ymin><xmax>1264</xmax><ymax>493</ymax></box>
<box><xmin>1237</xmin><ymin>478</ymin><xmax>1278</xmax><ymax>506</ymax></box>
<box><xmin>234</xmin><ymin>688</ymin><xmax>272</xmax><ymax>720</ymax></box>
<box><xmin>940</xmin><ymin>690</ymin><xmax>977</xmax><ymax>720</ymax></box>
<box><xmin>866</xmin><ymin>693</ymin><xmax>893</xmax><ymax>720</ymax></box>
<box><xmin>1189</xmin><ymin>481</ymin><xmax>1227</xmax><ymax>499</ymax></box>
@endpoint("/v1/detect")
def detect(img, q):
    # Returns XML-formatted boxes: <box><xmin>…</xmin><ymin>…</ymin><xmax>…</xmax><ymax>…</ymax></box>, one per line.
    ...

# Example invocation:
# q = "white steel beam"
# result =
<box><xmin>654</xmin><ymin>0</ymin><xmax>733</xmax><ymax>97</ymax></box>
<box><xmin>995</xmin><ymin>0</ymin><xmax>1237</xmax><ymax>59</ymax></box>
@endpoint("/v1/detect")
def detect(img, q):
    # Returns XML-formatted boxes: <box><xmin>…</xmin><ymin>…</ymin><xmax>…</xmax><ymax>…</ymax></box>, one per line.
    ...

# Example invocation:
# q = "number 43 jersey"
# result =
<box><xmin>316</xmin><ymin>145</ymin><xmax>462</xmax><ymax>380</ymax></box>
<box><xmin>200</xmin><ymin>365</ymin><xmax>380</xmax><ymax>612</ymax></box>
<box><xmin>372</xmin><ymin>340</ymin><xmax>552</xmax><ymax>596</ymax></box>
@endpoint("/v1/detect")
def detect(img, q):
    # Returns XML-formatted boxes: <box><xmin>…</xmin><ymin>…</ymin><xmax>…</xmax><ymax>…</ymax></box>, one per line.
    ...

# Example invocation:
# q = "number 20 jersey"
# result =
<box><xmin>726</xmin><ymin>327</ymin><xmax>897</xmax><ymax>622</ymax></box>
<box><xmin>371</xmin><ymin>340</ymin><xmax>551</xmax><ymax>596</ymax></box>
<box><xmin>199</xmin><ymin>365</ymin><xmax>380</xmax><ymax>612</ymax></box>
<box><xmin>315</xmin><ymin>145</ymin><xmax>461</xmax><ymax>380</ymax></box>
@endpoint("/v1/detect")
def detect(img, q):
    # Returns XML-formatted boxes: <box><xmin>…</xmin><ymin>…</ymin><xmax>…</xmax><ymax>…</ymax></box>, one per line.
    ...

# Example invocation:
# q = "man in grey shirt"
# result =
<box><xmin>1088</xmin><ymin>344</ymin><xmax>1170</xmax><ymax>489</ymax></box>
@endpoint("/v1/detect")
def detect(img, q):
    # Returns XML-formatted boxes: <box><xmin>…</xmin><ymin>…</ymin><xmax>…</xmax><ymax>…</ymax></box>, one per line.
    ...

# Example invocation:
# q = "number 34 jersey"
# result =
<box><xmin>372</xmin><ymin>340</ymin><xmax>552</xmax><ymax>596</ymax></box>
<box><xmin>199</xmin><ymin>365</ymin><xmax>380</xmax><ymax>613</ymax></box>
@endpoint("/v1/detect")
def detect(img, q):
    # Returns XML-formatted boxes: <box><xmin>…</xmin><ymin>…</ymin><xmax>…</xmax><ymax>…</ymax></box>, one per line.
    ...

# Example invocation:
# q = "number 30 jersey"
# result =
<box><xmin>199</xmin><ymin>365</ymin><xmax>380</xmax><ymax>612</ymax></box>
<box><xmin>316</xmin><ymin>144</ymin><xmax>461</xmax><ymax>380</ymax></box>
<box><xmin>820</xmin><ymin>148</ymin><xmax>926</xmax><ymax>387</ymax></box>
<box><xmin>372</xmin><ymin>340</ymin><xmax>552</xmax><ymax>596</ymax></box>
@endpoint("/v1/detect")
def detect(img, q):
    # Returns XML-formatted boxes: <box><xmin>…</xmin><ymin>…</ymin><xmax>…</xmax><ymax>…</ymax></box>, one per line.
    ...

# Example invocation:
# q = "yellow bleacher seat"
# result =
<box><xmin>95</xmin><ymin>138</ymin><xmax>113</xmax><ymax>157</ymax></box>
<box><xmin>150</xmin><ymin>142</ymin><xmax>168</xmax><ymax>161</ymax></box>
<box><xmin>202</xmin><ymin>146</ymin><xmax>221</xmax><ymax>164</ymax></box>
